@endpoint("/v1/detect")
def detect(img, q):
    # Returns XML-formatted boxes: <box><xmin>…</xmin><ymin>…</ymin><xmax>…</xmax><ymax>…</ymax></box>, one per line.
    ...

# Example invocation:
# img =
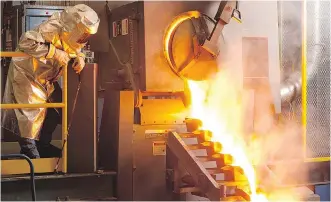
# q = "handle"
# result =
<box><xmin>1</xmin><ymin>154</ymin><xmax>36</xmax><ymax>201</ymax></box>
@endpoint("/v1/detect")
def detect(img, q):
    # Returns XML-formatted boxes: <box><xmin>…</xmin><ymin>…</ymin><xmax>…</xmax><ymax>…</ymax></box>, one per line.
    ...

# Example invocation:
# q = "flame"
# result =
<box><xmin>165</xmin><ymin>10</ymin><xmax>299</xmax><ymax>202</ymax></box>
<box><xmin>186</xmin><ymin>71</ymin><xmax>268</xmax><ymax>201</ymax></box>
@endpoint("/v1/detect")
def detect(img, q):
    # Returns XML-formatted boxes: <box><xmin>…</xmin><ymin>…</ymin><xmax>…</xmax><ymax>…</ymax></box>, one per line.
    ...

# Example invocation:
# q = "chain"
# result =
<box><xmin>129</xmin><ymin>18</ymin><xmax>134</xmax><ymax>65</ymax></box>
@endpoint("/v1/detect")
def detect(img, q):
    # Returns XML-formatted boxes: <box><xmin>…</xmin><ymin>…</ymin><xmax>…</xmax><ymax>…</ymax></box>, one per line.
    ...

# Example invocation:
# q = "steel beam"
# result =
<box><xmin>99</xmin><ymin>90</ymin><xmax>134</xmax><ymax>201</ymax></box>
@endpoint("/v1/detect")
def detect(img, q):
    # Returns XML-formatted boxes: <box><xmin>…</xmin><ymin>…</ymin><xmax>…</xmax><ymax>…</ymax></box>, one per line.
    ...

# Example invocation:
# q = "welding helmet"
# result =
<box><xmin>60</xmin><ymin>4</ymin><xmax>100</xmax><ymax>55</ymax></box>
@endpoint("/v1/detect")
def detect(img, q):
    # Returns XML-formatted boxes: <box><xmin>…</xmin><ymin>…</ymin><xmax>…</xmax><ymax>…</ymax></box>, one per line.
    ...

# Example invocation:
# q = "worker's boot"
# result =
<box><xmin>36</xmin><ymin>142</ymin><xmax>62</xmax><ymax>158</ymax></box>
<box><xmin>18</xmin><ymin>138</ymin><xmax>40</xmax><ymax>159</ymax></box>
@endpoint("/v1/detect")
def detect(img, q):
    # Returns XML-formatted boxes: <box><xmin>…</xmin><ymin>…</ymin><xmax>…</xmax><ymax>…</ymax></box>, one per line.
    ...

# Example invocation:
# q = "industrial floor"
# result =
<box><xmin>1</xmin><ymin>171</ymin><xmax>116</xmax><ymax>201</ymax></box>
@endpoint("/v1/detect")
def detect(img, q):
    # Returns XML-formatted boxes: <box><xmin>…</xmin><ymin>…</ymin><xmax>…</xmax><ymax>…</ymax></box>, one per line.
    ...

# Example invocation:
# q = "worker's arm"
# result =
<box><xmin>18</xmin><ymin>14</ymin><xmax>70</xmax><ymax>66</ymax></box>
<box><xmin>18</xmin><ymin>29</ymin><xmax>53</xmax><ymax>59</ymax></box>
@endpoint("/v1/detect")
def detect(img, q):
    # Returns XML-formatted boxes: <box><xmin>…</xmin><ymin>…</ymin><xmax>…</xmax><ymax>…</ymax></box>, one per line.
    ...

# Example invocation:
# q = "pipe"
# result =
<box><xmin>280</xmin><ymin>0</ymin><xmax>328</xmax><ymax>104</ymax></box>
<box><xmin>0</xmin><ymin>103</ymin><xmax>65</xmax><ymax>109</ymax></box>
<box><xmin>1</xmin><ymin>154</ymin><xmax>36</xmax><ymax>201</ymax></box>
<box><xmin>0</xmin><ymin>52</ymin><xmax>28</xmax><ymax>57</ymax></box>
<box><xmin>62</xmin><ymin>60</ymin><xmax>68</xmax><ymax>173</ymax></box>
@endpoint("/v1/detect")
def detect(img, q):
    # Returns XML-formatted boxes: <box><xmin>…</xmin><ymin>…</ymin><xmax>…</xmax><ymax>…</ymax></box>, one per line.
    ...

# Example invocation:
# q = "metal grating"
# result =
<box><xmin>305</xmin><ymin>1</ymin><xmax>330</xmax><ymax>159</ymax></box>
<box><xmin>279</xmin><ymin>1</ymin><xmax>303</xmax><ymax>123</ymax></box>
<box><xmin>279</xmin><ymin>1</ymin><xmax>330</xmax><ymax>160</ymax></box>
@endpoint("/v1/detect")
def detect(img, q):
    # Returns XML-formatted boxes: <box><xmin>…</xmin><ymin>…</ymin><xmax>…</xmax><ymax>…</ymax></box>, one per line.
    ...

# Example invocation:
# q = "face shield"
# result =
<box><xmin>60</xmin><ymin>4</ymin><xmax>100</xmax><ymax>56</ymax></box>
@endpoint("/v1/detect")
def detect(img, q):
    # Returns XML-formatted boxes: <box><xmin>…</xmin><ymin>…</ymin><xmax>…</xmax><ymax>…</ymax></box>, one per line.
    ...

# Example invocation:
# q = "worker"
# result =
<box><xmin>1</xmin><ymin>4</ymin><xmax>100</xmax><ymax>159</ymax></box>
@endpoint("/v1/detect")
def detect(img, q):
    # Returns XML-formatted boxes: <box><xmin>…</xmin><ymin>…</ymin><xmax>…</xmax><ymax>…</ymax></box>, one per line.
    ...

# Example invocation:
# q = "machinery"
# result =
<box><xmin>166</xmin><ymin>120</ymin><xmax>252</xmax><ymax>201</ymax></box>
<box><xmin>98</xmin><ymin>1</ymin><xmax>242</xmax><ymax>200</ymax></box>
<box><xmin>99</xmin><ymin>0</ymin><xmax>330</xmax><ymax>201</ymax></box>
<box><xmin>1</xmin><ymin>0</ymin><xmax>330</xmax><ymax>201</ymax></box>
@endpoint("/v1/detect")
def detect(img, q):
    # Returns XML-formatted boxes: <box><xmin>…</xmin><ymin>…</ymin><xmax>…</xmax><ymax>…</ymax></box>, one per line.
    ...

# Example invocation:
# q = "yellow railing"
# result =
<box><xmin>0</xmin><ymin>51</ymin><xmax>68</xmax><ymax>174</ymax></box>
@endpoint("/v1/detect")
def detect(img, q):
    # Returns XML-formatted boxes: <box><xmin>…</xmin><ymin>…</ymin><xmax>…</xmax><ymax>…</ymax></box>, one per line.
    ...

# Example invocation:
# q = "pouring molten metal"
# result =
<box><xmin>186</xmin><ymin>70</ymin><xmax>268</xmax><ymax>201</ymax></box>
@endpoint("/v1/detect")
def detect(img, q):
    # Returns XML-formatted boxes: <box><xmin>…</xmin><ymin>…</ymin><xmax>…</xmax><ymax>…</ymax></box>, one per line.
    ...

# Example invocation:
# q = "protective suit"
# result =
<box><xmin>1</xmin><ymin>4</ymin><xmax>100</xmax><ymax>158</ymax></box>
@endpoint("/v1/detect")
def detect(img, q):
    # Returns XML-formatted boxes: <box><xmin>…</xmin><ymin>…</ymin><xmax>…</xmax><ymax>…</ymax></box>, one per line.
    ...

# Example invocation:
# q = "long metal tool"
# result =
<box><xmin>54</xmin><ymin>72</ymin><xmax>82</xmax><ymax>173</ymax></box>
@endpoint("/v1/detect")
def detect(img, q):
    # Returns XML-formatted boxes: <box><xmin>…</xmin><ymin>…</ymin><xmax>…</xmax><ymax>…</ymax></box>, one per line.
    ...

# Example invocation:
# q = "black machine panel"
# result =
<box><xmin>68</xmin><ymin>63</ymin><xmax>98</xmax><ymax>173</ymax></box>
<box><xmin>98</xmin><ymin>88</ymin><xmax>184</xmax><ymax>201</ymax></box>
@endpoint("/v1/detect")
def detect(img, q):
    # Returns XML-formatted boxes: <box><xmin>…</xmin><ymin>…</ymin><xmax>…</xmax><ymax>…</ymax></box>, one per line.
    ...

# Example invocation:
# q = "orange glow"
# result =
<box><xmin>163</xmin><ymin>11</ymin><xmax>201</xmax><ymax>70</ymax></box>
<box><xmin>186</xmin><ymin>72</ymin><xmax>302</xmax><ymax>201</ymax></box>
<box><xmin>186</xmin><ymin>71</ymin><xmax>268</xmax><ymax>201</ymax></box>
<box><xmin>164</xmin><ymin>10</ymin><xmax>299</xmax><ymax>202</ymax></box>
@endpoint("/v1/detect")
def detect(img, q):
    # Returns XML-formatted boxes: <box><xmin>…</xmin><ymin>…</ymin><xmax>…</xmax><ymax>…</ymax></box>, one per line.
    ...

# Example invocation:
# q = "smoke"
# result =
<box><xmin>250</xmin><ymin>2</ymin><xmax>331</xmax><ymax>200</ymax></box>
<box><xmin>209</xmin><ymin>1</ymin><xmax>312</xmax><ymax>199</ymax></box>
<box><xmin>280</xmin><ymin>1</ymin><xmax>303</xmax><ymax>81</ymax></box>
<box><xmin>174</xmin><ymin>0</ymin><xmax>327</xmax><ymax>199</ymax></box>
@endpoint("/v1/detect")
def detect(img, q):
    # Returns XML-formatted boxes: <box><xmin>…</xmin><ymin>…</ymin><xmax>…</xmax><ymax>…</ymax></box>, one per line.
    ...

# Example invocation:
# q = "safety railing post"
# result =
<box><xmin>62</xmin><ymin>62</ymin><xmax>68</xmax><ymax>173</ymax></box>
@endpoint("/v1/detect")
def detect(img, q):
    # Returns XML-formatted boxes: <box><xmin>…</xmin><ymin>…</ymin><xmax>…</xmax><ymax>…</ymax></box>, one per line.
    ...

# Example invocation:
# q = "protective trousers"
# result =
<box><xmin>19</xmin><ymin>82</ymin><xmax>63</xmax><ymax>159</ymax></box>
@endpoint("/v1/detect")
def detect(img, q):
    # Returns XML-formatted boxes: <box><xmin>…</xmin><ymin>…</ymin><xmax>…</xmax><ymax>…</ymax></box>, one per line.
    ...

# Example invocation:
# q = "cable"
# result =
<box><xmin>1</xmin><ymin>154</ymin><xmax>36</xmax><ymax>201</ymax></box>
<box><xmin>108</xmin><ymin>39</ymin><xmax>141</xmax><ymax>106</ymax></box>
<box><xmin>108</xmin><ymin>39</ymin><xmax>130</xmax><ymax>66</ymax></box>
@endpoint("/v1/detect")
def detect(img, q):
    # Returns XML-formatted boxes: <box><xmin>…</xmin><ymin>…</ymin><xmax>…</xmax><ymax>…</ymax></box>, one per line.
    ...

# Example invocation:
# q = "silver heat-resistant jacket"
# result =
<box><xmin>1</xmin><ymin>4</ymin><xmax>99</xmax><ymax>140</ymax></box>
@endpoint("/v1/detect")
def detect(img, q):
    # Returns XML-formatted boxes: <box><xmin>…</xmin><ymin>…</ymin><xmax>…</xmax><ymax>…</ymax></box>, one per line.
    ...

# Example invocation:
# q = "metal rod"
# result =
<box><xmin>302</xmin><ymin>0</ymin><xmax>308</xmax><ymax>160</ymax></box>
<box><xmin>16</xmin><ymin>9</ymin><xmax>18</xmax><ymax>47</ymax></box>
<box><xmin>0</xmin><ymin>103</ymin><xmax>65</xmax><ymax>109</ymax></box>
<box><xmin>0</xmin><ymin>52</ymin><xmax>28</xmax><ymax>57</ymax></box>
<box><xmin>62</xmin><ymin>65</ymin><xmax>68</xmax><ymax>173</ymax></box>
<box><xmin>1</xmin><ymin>154</ymin><xmax>36</xmax><ymax>201</ymax></box>
<box><xmin>304</xmin><ymin>157</ymin><xmax>330</xmax><ymax>162</ymax></box>
<box><xmin>140</xmin><ymin>91</ymin><xmax>183</xmax><ymax>97</ymax></box>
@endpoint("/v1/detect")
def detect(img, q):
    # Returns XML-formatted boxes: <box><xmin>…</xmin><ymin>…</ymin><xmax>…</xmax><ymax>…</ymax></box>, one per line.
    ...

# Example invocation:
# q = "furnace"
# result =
<box><xmin>98</xmin><ymin>0</ymin><xmax>330</xmax><ymax>201</ymax></box>
<box><xmin>1</xmin><ymin>0</ymin><xmax>330</xmax><ymax>201</ymax></box>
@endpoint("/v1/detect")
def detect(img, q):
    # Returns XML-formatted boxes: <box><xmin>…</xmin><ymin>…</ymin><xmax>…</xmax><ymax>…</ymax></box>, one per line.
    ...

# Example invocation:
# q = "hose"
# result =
<box><xmin>108</xmin><ymin>39</ymin><xmax>137</xmax><ymax>92</ymax></box>
<box><xmin>108</xmin><ymin>39</ymin><xmax>142</xmax><ymax>107</ymax></box>
<box><xmin>1</xmin><ymin>154</ymin><xmax>36</xmax><ymax>201</ymax></box>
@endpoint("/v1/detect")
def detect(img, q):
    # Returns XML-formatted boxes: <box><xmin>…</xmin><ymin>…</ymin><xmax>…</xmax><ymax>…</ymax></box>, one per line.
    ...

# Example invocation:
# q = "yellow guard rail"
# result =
<box><xmin>0</xmin><ymin>51</ymin><xmax>68</xmax><ymax>174</ymax></box>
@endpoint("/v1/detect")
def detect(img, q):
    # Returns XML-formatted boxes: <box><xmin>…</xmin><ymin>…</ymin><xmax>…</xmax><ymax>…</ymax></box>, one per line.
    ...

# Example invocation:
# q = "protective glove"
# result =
<box><xmin>53</xmin><ymin>47</ymin><xmax>71</xmax><ymax>67</ymax></box>
<box><xmin>72</xmin><ymin>53</ymin><xmax>85</xmax><ymax>74</ymax></box>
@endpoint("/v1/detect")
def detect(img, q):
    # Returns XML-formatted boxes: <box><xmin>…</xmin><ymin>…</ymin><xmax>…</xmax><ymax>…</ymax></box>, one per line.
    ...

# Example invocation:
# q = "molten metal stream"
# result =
<box><xmin>165</xmin><ymin>9</ymin><xmax>298</xmax><ymax>202</ymax></box>
<box><xmin>186</xmin><ymin>78</ymin><xmax>268</xmax><ymax>201</ymax></box>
